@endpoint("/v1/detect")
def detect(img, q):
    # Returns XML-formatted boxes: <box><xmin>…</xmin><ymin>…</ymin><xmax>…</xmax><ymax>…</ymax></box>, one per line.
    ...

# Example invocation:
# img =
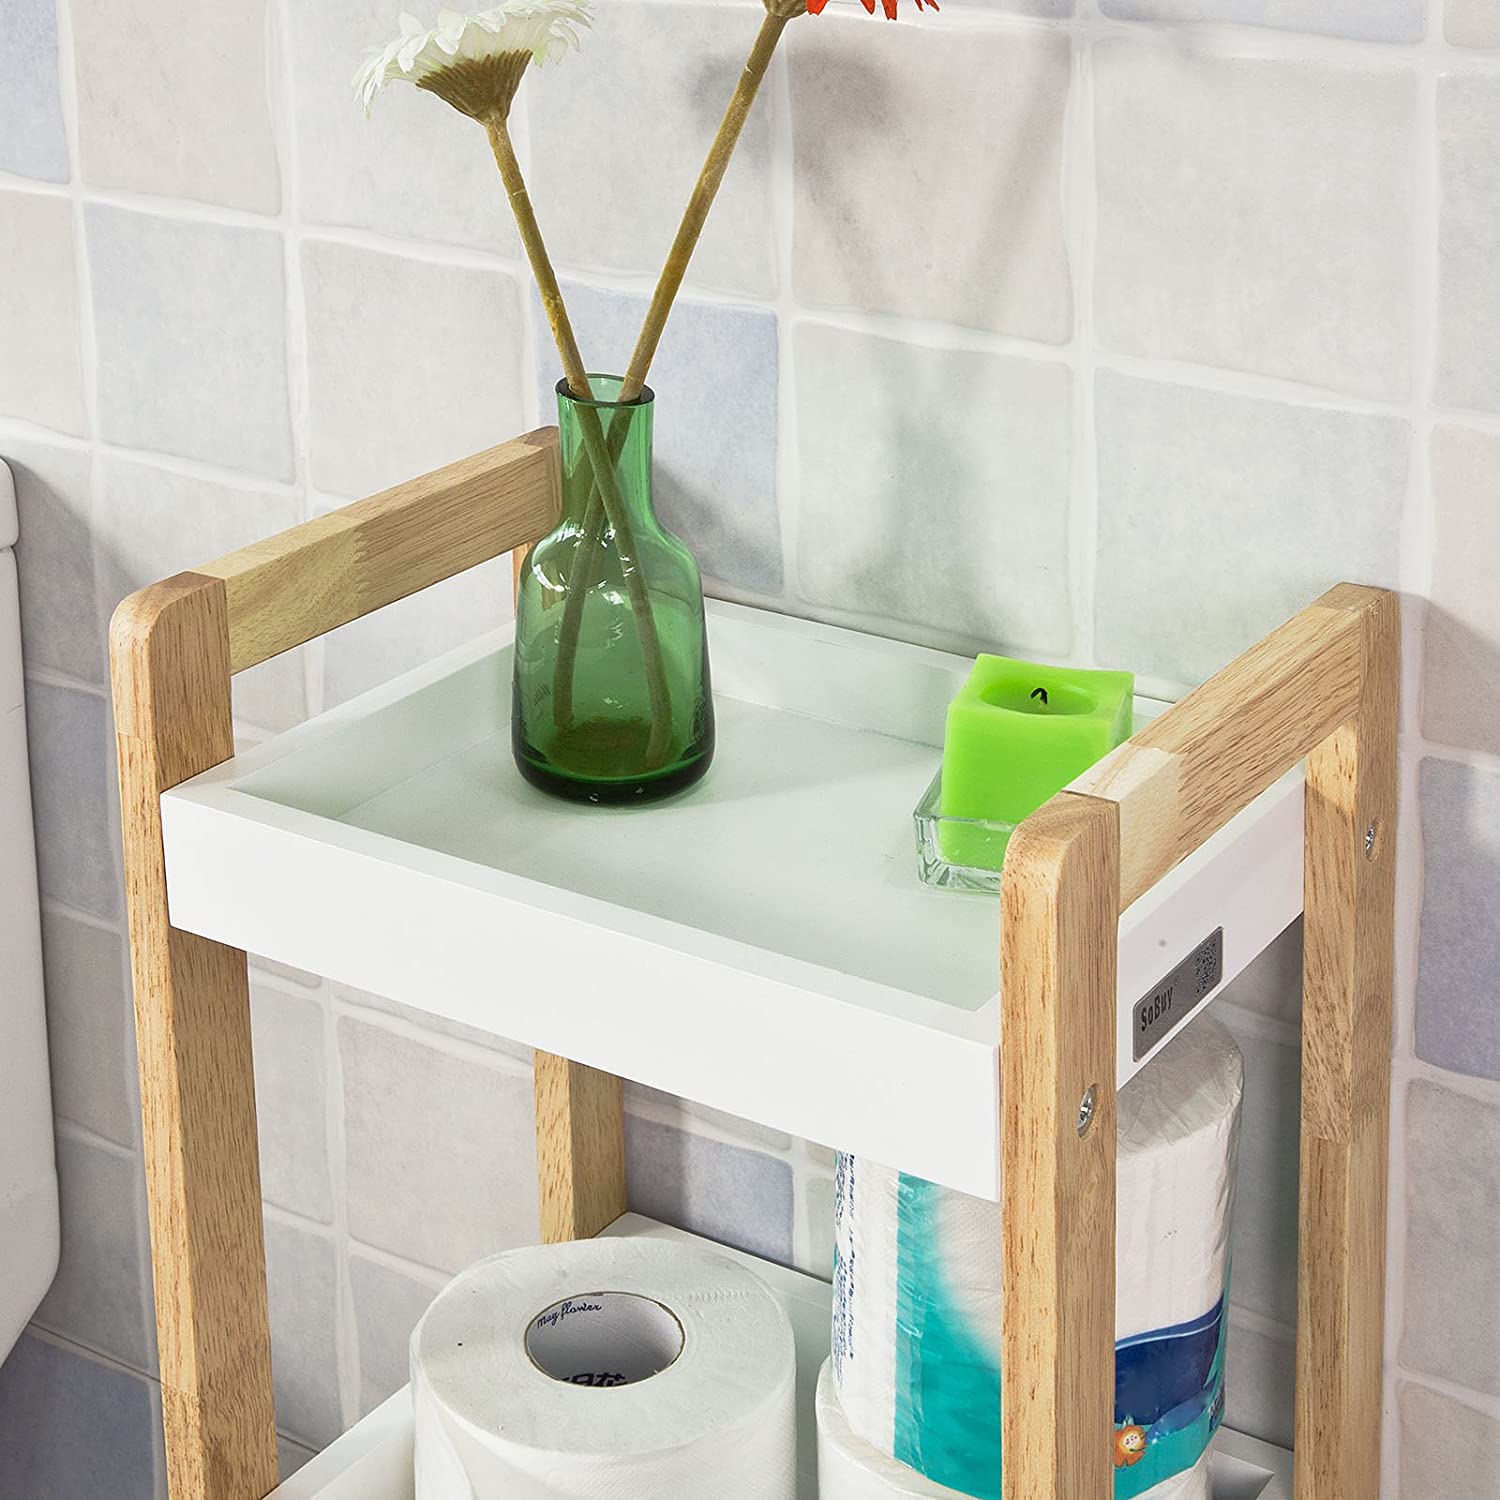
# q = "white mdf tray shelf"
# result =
<box><xmin>267</xmin><ymin>1216</ymin><xmax>1291</xmax><ymax>1500</ymax></box>
<box><xmin>163</xmin><ymin>602</ymin><xmax>1303</xmax><ymax>1199</ymax></box>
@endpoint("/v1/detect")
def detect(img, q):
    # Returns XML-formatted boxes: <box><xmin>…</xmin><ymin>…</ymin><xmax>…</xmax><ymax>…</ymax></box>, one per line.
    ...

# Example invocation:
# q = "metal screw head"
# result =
<box><xmin>1365</xmin><ymin>821</ymin><xmax>1379</xmax><ymax>859</ymax></box>
<box><xmin>1076</xmin><ymin>1086</ymin><xmax>1097</xmax><ymax>1138</ymax></box>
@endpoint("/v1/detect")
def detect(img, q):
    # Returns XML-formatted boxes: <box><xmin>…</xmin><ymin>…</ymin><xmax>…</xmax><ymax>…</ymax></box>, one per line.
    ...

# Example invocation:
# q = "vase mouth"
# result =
<box><xmin>556</xmin><ymin>374</ymin><xmax>655</xmax><ymax>411</ymax></box>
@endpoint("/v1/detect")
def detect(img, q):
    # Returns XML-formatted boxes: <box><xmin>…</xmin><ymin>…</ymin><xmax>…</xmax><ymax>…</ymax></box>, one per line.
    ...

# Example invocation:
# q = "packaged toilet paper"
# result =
<box><xmin>412</xmin><ymin>1237</ymin><xmax>796</xmax><ymax>1499</ymax></box>
<box><xmin>832</xmin><ymin>1014</ymin><xmax>1242</xmax><ymax>1500</ymax></box>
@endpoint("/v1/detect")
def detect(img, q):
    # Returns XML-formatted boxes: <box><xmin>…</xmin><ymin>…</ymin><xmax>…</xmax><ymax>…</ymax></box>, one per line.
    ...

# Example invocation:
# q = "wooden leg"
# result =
<box><xmin>1296</xmin><ymin>589</ymin><xmax>1399</xmax><ymax>1500</ymax></box>
<box><xmin>534</xmin><ymin>1053</ymin><xmax>628</xmax><ymax>1243</ymax></box>
<box><xmin>1000</xmin><ymin>794</ymin><xmax>1120</xmax><ymax>1500</ymax></box>
<box><xmin>112</xmin><ymin>575</ymin><xmax>279</xmax><ymax>1500</ymax></box>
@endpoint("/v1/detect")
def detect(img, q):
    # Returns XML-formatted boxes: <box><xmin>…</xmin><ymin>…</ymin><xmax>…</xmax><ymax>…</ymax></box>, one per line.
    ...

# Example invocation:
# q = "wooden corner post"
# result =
<box><xmin>112</xmin><ymin>574</ymin><xmax>280</xmax><ymax>1500</ymax></box>
<box><xmin>1296</xmin><ymin>586</ymin><xmax>1399</xmax><ymax>1500</ymax></box>
<box><xmin>1000</xmin><ymin>795</ymin><xmax>1120</xmax><ymax>1500</ymax></box>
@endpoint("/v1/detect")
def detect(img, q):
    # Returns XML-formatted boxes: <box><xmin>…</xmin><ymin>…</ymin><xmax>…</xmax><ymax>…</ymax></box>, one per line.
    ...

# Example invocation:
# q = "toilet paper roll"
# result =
<box><xmin>816</xmin><ymin>1361</ymin><xmax>1213</xmax><ymax>1500</ymax></box>
<box><xmin>833</xmin><ymin>1014</ymin><xmax>1243</xmax><ymax>1500</ymax></box>
<box><xmin>413</xmin><ymin>1238</ymin><xmax>796</xmax><ymax>1499</ymax></box>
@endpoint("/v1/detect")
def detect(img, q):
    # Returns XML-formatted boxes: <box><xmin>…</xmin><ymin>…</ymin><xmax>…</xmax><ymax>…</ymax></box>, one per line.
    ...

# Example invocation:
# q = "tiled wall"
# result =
<box><xmin>1</xmin><ymin>0</ymin><xmax>1497</xmax><ymax>1496</ymax></box>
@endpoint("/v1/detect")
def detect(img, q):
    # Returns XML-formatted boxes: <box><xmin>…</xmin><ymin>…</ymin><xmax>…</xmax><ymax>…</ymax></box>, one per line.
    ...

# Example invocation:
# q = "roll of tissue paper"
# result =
<box><xmin>412</xmin><ymin>1237</ymin><xmax>797</xmax><ymax>1499</ymax></box>
<box><xmin>833</xmin><ymin>1014</ymin><xmax>1243</xmax><ymax>1500</ymax></box>
<box><xmin>816</xmin><ymin>1359</ymin><xmax>1216</xmax><ymax>1500</ymax></box>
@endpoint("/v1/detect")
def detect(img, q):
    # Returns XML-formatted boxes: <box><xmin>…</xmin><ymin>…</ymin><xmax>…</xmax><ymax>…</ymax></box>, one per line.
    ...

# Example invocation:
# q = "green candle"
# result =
<box><xmin>938</xmin><ymin>655</ymin><xmax>1134</xmax><ymax>872</ymax></box>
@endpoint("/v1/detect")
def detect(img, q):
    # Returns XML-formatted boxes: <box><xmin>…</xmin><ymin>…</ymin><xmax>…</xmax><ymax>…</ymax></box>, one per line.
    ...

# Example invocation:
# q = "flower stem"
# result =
<box><xmin>552</xmin><ymin>5</ymin><xmax>798</xmax><ymax>718</ymax></box>
<box><xmin>484</xmin><ymin>113</ymin><xmax>674</xmax><ymax>769</ymax></box>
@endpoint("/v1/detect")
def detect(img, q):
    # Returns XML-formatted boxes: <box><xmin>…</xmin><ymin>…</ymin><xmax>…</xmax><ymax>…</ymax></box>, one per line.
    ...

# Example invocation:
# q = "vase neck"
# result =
<box><xmin>555</xmin><ymin>375</ymin><xmax>655</xmax><ymax>525</ymax></box>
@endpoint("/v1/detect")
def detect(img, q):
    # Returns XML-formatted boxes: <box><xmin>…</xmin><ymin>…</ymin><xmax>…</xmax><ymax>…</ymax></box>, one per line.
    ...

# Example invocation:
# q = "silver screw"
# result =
<box><xmin>1076</xmin><ymin>1086</ymin><xmax>1097</xmax><ymax>1138</ymax></box>
<box><xmin>1365</xmin><ymin>821</ymin><xmax>1378</xmax><ymax>859</ymax></box>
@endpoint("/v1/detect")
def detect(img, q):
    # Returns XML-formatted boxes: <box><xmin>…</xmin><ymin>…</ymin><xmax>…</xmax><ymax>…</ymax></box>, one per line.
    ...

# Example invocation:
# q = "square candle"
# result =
<box><xmin>938</xmin><ymin>656</ymin><xmax>1134</xmax><ymax>872</ymax></box>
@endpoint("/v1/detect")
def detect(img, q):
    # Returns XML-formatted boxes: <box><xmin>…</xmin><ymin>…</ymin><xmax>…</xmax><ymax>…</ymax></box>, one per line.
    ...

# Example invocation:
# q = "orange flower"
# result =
<box><xmin>806</xmin><ymin>0</ymin><xmax>937</xmax><ymax>16</ymax></box>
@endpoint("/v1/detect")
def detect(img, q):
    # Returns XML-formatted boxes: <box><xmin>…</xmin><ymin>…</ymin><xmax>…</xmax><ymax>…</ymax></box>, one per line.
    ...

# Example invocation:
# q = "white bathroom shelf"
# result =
<box><xmin>159</xmin><ymin>600</ymin><xmax>1304</xmax><ymax>1200</ymax></box>
<box><xmin>265</xmin><ymin>1215</ymin><xmax>1292</xmax><ymax>1500</ymax></box>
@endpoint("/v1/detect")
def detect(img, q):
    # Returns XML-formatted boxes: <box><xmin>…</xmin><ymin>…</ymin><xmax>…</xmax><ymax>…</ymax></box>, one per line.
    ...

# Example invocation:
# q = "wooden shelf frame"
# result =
<box><xmin>109</xmin><ymin>428</ymin><xmax>1397</xmax><ymax>1500</ymax></box>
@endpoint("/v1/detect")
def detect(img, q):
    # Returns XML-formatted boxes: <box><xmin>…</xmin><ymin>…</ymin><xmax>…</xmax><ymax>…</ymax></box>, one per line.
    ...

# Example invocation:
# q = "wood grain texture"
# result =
<box><xmin>1000</xmin><ymin>792</ymin><xmax>1120</xmax><ymax>1500</ymax></box>
<box><xmin>110</xmin><ymin>574</ymin><xmax>278</xmax><ymax>1500</ymax></box>
<box><xmin>1072</xmin><ymin>584</ymin><xmax>1378</xmax><ymax>909</ymax></box>
<box><xmin>533</xmin><ymin>1053</ymin><xmax>628</xmax><ymax>1243</ymax></box>
<box><xmin>197</xmin><ymin>427</ymin><xmax>560</xmax><ymax>672</ymax></box>
<box><xmin>1295</xmin><ymin>587</ymin><xmax>1399</xmax><ymax>1500</ymax></box>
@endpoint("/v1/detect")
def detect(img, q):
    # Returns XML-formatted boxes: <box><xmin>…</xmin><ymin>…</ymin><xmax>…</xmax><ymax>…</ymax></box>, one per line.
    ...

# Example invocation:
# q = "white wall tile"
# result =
<box><xmin>528</xmin><ymin>1</ymin><xmax>775</xmax><ymax>298</ymax></box>
<box><xmin>302</xmin><ymin>239</ymin><xmax>527</xmax><ymax>501</ymax></box>
<box><xmin>93</xmin><ymin>454</ymin><xmax>307</xmax><ymax>733</ymax></box>
<box><xmin>35</xmin><ymin>1133</ymin><xmax>155</xmax><ymax>1375</ymax></box>
<box><xmin>88</xmin><ymin>206</ymin><xmax>293</xmax><ymax>480</ymax></box>
<box><xmin>1095</xmin><ymin>45</ymin><xmax>1416</xmax><ymax>401</ymax></box>
<box><xmin>1101</xmin><ymin>0</ymin><xmax>1424</xmax><ymax>42</ymax></box>
<box><xmin>348</xmin><ymin>1253</ymin><xmax>443</xmax><ymax>1417</ymax></box>
<box><xmin>791</xmin><ymin>17</ymin><xmax>1071</xmax><ymax>343</ymax></box>
<box><xmin>1447</xmin><ymin>2</ymin><xmax>1500</xmax><ymax>48</ymax></box>
<box><xmin>1424</xmin><ymin>425</ymin><xmax>1500</xmax><ymax>754</ymax></box>
<box><xmin>1094</xmin><ymin>373</ymin><xmax>1407</xmax><ymax>684</ymax></box>
<box><xmin>1</xmin><ymin>0</ymin><xmax>70</xmax><ymax>182</ymax></box>
<box><xmin>1400</xmin><ymin>1381</ymin><xmax>1500</xmax><ymax>1499</ymax></box>
<box><xmin>288</xmin><ymin>0</ymin><xmax>516</xmax><ymax>252</ymax></box>
<box><xmin>1224</xmin><ymin>1315</ymin><xmax>1295</xmax><ymax>1450</ymax></box>
<box><xmin>5</xmin><ymin>441</ymin><xmax>102</xmax><ymax>685</ymax></box>
<box><xmin>0</xmin><ymin>192</ymin><xmax>85</xmax><ymax>434</ymax></box>
<box><xmin>1437</xmin><ymin>76</ymin><xmax>1500</xmax><ymax>414</ymax></box>
<box><xmin>40</xmin><ymin>909</ymin><xmax>137</xmax><ymax>1148</ymax></box>
<box><xmin>795</xmin><ymin>322</ymin><xmax>1072</xmax><ymax>654</ymax></box>
<box><xmin>71</xmin><ymin>0</ymin><xmax>280</xmax><ymax>212</ymax></box>
<box><xmin>338</xmin><ymin>1016</ymin><xmax>540</xmax><ymax>1272</ymax></box>
<box><xmin>263</xmin><ymin>1220</ymin><xmax>342</xmax><ymax>1449</ymax></box>
<box><xmin>251</xmin><ymin>982</ymin><xmax>332</xmax><ymax>1224</ymax></box>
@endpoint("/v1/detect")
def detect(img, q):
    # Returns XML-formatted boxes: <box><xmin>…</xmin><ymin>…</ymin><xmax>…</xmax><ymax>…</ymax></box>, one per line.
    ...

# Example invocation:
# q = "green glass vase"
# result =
<box><xmin>512</xmin><ymin>376</ymin><xmax>714</xmax><ymax>803</ymax></box>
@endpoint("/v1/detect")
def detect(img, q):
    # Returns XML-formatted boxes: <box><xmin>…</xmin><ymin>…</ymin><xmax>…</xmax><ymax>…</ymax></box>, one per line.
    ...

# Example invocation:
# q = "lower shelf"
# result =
<box><xmin>268</xmin><ymin>1215</ymin><xmax>1292</xmax><ymax>1500</ymax></box>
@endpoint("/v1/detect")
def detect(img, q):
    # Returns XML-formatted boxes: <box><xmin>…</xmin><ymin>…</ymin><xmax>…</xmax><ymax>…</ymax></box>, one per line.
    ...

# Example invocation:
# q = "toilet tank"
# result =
<box><xmin>0</xmin><ymin>458</ymin><xmax>60</xmax><ymax>1361</ymax></box>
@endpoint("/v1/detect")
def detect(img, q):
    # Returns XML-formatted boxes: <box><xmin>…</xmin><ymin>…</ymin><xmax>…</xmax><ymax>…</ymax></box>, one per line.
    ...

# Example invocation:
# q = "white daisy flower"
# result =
<box><xmin>354</xmin><ymin>1</ymin><xmax>594</xmax><ymax>115</ymax></box>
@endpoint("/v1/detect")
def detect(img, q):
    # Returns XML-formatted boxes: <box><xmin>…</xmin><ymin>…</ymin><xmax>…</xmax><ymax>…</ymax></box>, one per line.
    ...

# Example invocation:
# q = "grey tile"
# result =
<box><xmin>302</xmin><ymin>239</ymin><xmax>527</xmax><ymax>501</ymax></box>
<box><xmin>250</xmin><ymin>956</ymin><xmax>324</xmax><ymax>990</ymax></box>
<box><xmin>0</xmin><ymin>1334</ymin><xmax>158</xmax><ymax>1500</ymax></box>
<box><xmin>1216</xmin><ymin>1011</ymin><xmax>1300</xmax><ymax>1328</ymax></box>
<box><xmin>1223</xmin><ymin>1315</ymin><xmax>1295</xmax><ymax>1450</ymax></box>
<box><xmin>795</xmin><ymin>322</ymin><xmax>1072</xmax><ymax>655</ymax></box>
<box><xmin>1400</xmin><ymin>1380</ymin><xmax>1500</xmax><ymax>1499</ymax></box>
<box><xmin>278</xmin><ymin>1435</ymin><xmax>317</xmax><ymax>1482</ymax></box>
<box><xmin>264</xmin><ymin>1219</ymin><xmax>342</xmax><ymax>1449</ymax></box>
<box><xmin>1439</xmin><ymin>76</ymin><xmax>1500</xmax><ymax>414</ymax></box>
<box><xmin>26</xmin><ymin>682</ymin><xmax>121</xmax><ymax>922</ymax></box>
<box><xmin>802</xmin><ymin>1173</ymin><xmax>835</xmax><ymax>1281</ymax></box>
<box><xmin>1415</xmin><ymin>759</ymin><xmax>1500</xmax><ymax>1082</ymax></box>
<box><xmin>5</xmin><ymin>441</ymin><xmax>103</xmax><ymax>685</ymax></box>
<box><xmin>1448</xmin><ymin>2</ymin><xmax>1500</xmax><ymax>46</ymax></box>
<box><xmin>536</xmin><ymin>281</ymin><xmax>782</xmax><ymax>592</ymax></box>
<box><xmin>94</xmin><ymin>454</ymin><xmax>307</xmax><ymax>733</ymax></box>
<box><xmin>1094</xmin><ymin>372</ymin><xmax>1406</xmax><ymax>684</ymax></box>
<box><xmin>1095</xmin><ymin>46</ymin><xmax>1416</xmax><ymax>400</ymax></box>
<box><xmin>0</xmin><ymin>0</ymin><xmax>69</xmax><ymax>182</ymax></box>
<box><xmin>88</xmin><ymin>205</ymin><xmax>292</xmax><ymax>480</ymax></box>
<box><xmin>72</xmin><ymin>0</ymin><xmax>279</xmax><ymax>211</ymax></box>
<box><xmin>1402</xmin><ymin>1079</ymin><xmax>1500</xmax><ymax>1396</ymax></box>
<box><xmin>625</xmin><ymin>1082</ymin><xmax>793</xmax><ymax>1154</ymax></box>
<box><xmin>791</xmin><ymin>17</ymin><xmax>1071</xmax><ymax>343</ymax></box>
<box><xmin>1100</xmin><ymin>0</ymin><xmax>1423</xmax><ymax>41</ymax></box>
<box><xmin>251</xmin><ymin>982</ymin><xmax>332</xmax><ymax>1222</ymax></box>
<box><xmin>1425</xmin><ymin>426</ymin><xmax>1500</xmax><ymax>755</ymax></box>
<box><xmin>289</xmin><ymin>0</ymin><xmax>517</xmax><ymax>252</ymax></box>
<box><xmin>339</xmin><ymin>1016</ymin><xmax>540</xmax><ymax>1271</ymax></box>
<box><xmin>349</xmin><ymin>1251</ymin><xmax>444</xmax><ymax>1416</ymax></box>
<box><xmin>1221</xmin><ymin>920</ymin><xmax>1303</xmax><ymax>1026</ymax></box>
<box><xmin>36</xmin><ymin>1132</ymin><xmax>155</xmax><ymax>1374</ymax></box>
<box><xmin>332</xmin><ymin>982</ymin><xmax>532</xmax><ymax>1064</ymax></box>
<box><xmin>626</xmin><ymin>1115</ymin><xmax>795</xmax><ymax>1268</ymax></box>
<box><xmin>0</xmin><ymin>192</ymin><xmax>86</xmax><ymax>432</ymax></box>
<box><xmin>41</xmin><ymin>908</ymin><xmax>137</xmax><ymax>1147</ymax></box>
<box><xmin>528</xmin><ymin>1</ymin><xmax>775</xmax><ymax>298</ymax></box>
